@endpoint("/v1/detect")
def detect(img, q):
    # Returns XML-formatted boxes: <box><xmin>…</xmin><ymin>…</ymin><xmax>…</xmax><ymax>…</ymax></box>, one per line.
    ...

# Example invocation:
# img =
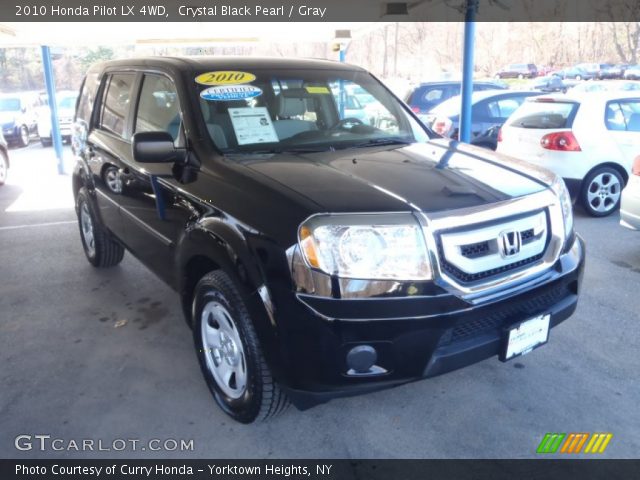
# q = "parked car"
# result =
<box><xmin>0</xmin><ymin>93</ymin><xmax>40</xmax><ymax>147</ymax></box>
<box><xmin>528</xmin><ymin>75</ymin><xmax>567</xmax><ymax>93</ymax></box>
<box><xmin>404</xmin><ymin>80</ymin><xmax>507</xmax><ymax>115</ymax></box>
<box><xmin>36</xmin><ymin>90</ymin><xmax>79</xmax><ymax>146</ymax></box>
<box><xmin>72</xmin><ymin>57</ymin><xmax>583</xmax><ymax>423</ymax></box>
<box><xmin>623</xmin><ymin>65</ymin><xmax>640</xmax><ymax>80</ymax></box>
<box><xmin>494</xmin><ymin>63</ymin><xmax>538</xmax><ymax>79</ymax></box>
<box><xmin>423</xmin><ymin>90</ymin><xmax>541</xmax><ymax>149</ymax></box>
<box><xmin>576</xmin><ymin>63</ymin><xmax>608</xmax><ymax>79</ymax></box>
<box><xmin>621</xmin><ymin>155</ymin><xmax>640</xmax><ymax>231</ymax></box>
<box><xmin>598</xmin><ymin>64</ymin><xmax>627</xmax><ymax>79</ymax></box>
<box><xmin>551</xmin><ymin>67</ymin><xmax>594</xmax><ymax>81</ymax></box>
<box><xmin>0</xmin><ymin>130</ymin><xmax>9</xmax><ymax>186</ymax></box>
<box><xmin>498</xmin><ymin>92</ymin><xmax>640</xmax><ymax>216</ymax></box>
<box><xmin>570</xmin><ymin>80</ymin><xmax>640</xmax><ymax>94</ymax></box>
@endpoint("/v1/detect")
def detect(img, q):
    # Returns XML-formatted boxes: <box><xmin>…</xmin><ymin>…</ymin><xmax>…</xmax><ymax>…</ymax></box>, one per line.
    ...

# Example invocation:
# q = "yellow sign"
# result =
<box><xmin>195</xmin><ymin>71</ymin><xmax>256</xmax><ymax>86</ymax></box>
<box><xmin>305</xmin><ymin>86</ymin><xmax>331</xmax><ymax>94</ymax></box>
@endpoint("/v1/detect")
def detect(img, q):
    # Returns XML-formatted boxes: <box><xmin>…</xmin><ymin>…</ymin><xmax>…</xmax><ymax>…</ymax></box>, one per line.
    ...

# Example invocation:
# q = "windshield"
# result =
<box><xmin>195</xmin><ymin>68</ymin><xmax>430</xmax><ymax>154</ymax></box>
<box><xmin>0</xmin><ymin>98</ymin><xmax>21</xmax><ymax>112</ymax></box>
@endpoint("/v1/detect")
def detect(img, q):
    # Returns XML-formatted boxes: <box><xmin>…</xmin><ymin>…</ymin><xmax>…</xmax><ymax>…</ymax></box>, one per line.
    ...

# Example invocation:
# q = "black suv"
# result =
<box><xmin>72</xmin><ymin>57</ymin><xmax>584</xmax><ymax>423</ymax></box>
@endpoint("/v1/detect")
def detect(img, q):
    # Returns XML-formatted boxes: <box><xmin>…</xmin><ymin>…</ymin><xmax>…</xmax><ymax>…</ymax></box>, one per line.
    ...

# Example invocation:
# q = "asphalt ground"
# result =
<box><xmin>1</xmin><ymin>143</ymin><xmax>638</xmax><ymax>459</ymax></box>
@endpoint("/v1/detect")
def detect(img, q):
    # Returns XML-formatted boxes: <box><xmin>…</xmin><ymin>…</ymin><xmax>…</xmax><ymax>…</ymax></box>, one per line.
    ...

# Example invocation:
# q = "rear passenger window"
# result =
<box><xmin>99</xmin><ymin>73</ymin><xmax>135</xmax><ymax>138</ymax></box>
<box><xmin>507</xmin><ymin>101</ymin><xmax>578</xmax><ymax>129</ymax></box>
<box><xmin>605</xmin><ymin>100</ymin><xmax>640</xmax><ymax>132</ymax></box>
<box><xmin>135</xmin><ymin>74</ymin><xmax>181</xmax><ymax>141</ymax></box>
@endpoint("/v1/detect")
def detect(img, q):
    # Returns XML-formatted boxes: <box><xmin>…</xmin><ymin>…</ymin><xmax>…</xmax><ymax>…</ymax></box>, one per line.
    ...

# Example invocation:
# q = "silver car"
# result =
<box><xmin>621</xmin><ymin>156</ymin><xmax>640</xmax><ymax>230</ymax></box>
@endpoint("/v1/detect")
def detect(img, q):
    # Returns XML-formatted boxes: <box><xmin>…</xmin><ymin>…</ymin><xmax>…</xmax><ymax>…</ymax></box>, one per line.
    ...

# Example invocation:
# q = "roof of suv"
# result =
<box><xmin>89</xmin><ymin>56</ymin><xmax>365</xmax><ymax>73</ymax></box>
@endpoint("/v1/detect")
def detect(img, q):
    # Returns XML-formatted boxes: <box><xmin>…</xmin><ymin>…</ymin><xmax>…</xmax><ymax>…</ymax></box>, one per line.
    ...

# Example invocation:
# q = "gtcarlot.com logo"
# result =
<box><xmin>537</xmin><ymin>433</ymin><xmax>613</xmax><ymax>454</ymax></box>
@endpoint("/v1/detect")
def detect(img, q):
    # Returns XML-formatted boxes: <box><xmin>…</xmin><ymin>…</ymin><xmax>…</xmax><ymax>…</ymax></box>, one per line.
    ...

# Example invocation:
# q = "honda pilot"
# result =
<box><xmin>72</xmin><ymin>57</ymin><xmax>584</xmax><ymax>423</ymax></box>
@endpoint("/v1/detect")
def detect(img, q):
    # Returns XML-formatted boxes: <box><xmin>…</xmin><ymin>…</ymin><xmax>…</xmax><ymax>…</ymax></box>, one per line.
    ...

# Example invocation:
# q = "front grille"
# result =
<box><xmin>438</xmin><ymin>280</ymin><xmax>572</xmax><ymax>346</ymax></box>
<box><xmin>437</xmin><ymin>210</ymin><xmax>549</xmax><ymax>285</ymax></box>
<box><xmin>461</xmin><ymin>240</ymin><xmax>490</xmax><ymax>258</ymax></box>
<box><xmin>439</xmin><ymin>244</ymin><xmax>544</xmax><ymax>283</ymax></box>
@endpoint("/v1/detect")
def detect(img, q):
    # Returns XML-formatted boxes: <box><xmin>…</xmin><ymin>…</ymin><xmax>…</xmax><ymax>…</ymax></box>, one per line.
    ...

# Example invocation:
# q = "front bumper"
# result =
<box><xmin>272</xmin><ymin>235</ymin><xmax>585</xmax><ymax>409</ymax></box>
<box><xmin>621</xmin><ymin>179</ymin><xmax>640</xmax><ymax>231</ymax></box>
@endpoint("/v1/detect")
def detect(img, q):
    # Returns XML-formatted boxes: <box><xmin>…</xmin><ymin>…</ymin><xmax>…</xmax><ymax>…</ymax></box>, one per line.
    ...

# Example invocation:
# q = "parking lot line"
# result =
<box><xmin>0</xmin><ymin>220</ymin><xmax>76</xmax><ymax>231</ymax></box>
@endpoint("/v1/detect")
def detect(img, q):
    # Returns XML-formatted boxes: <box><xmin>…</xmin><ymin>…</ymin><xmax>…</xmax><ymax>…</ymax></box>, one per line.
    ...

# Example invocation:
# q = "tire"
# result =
<box><xmin>193</xmin><ymin>270</ymin><xmax>289</xmax><ymax>423</ymax></box>
<box><xmin>76</xmin><ymin>187</ymin><xmax>125</xmax><ymax>267</ymax></box>
<box><xmin>518</xmin><ymin>73</ymin><xmax>524</xmax><ymax>79</ymax></box>
<box><xmin>580</xmin><ymin>167</ymin><xmax>624</xmax><ymax>217</ymax></box>
<box><xmin>575</xmin><ymin>75</ymin><xmax>582</xmax><ymax>81</ymax></box>
<box><xmin>40</xmin><ymin>137</ymin><xmax>52</xmax><ymax>147</ymax></box>
<box><xmin>0</xmin><ymin>151</ymin><xmax>8</xmax><ymax>186</ymax></box>
<box><xmin>18</xmin><ymin>125</ymin><xmax>29</xmax><ymax>147</ymax></box>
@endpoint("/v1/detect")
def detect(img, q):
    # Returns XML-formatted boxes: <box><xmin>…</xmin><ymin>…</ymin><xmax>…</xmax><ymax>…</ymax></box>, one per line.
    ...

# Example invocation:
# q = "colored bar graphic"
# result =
<box><xmin>538</xmin><ymin>433</ymin><xmax>613</xmax><ymax>454</ymax></box>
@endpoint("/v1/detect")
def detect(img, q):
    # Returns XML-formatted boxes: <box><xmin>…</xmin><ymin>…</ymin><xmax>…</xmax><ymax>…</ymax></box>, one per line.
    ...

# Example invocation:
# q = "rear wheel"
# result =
<box><xmin>581</xmin><ymin>167</ymin><xmax>624</xmax><ymax>217</ymax></box>
<box><xmin>518</xmin><ymin>73</ymin><xmax>524</xmax><ymax>79</ymax></box>
<box><xmin>193</xmin><ymin>270</ymin><xmax>289</xmax><ymax>423</ymax></box>
<box><xmin>76</xmin><ymin>188</ymin><xmax>124</xmax><ymax>267</ymax></box>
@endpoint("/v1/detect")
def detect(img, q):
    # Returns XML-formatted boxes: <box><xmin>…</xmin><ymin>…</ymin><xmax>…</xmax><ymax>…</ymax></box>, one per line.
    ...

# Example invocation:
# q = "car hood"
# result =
<box><xmin>233</xmin><ymin>139</ymin><xmax>553</xmax><ymax>213</ymax></box>
<box><xmin>0</xmin><ymin>112</ymin><xmax>17</xmax><ymax>125</ymax></box>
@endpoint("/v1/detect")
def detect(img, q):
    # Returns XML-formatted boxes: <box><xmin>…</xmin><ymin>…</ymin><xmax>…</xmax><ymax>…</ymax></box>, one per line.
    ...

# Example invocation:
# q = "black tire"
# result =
<box><xmin>580</xmin><ymin>167</ymin><xmax>624</xmax><ymax>217</ymax></box>
<box><xmin>193</xmin><ymin>270</ymin><xmax>289</xmax><ymax>423</ymax></box>
<box><xmin>0</xmin><ymin>151</ymin><xmax>7</xmax><ymax>186</ymax></box>
<box><xmin>40</xmin><ymin>137</ymin><xmax>52</xmax><ymax>147</ymax></box>
<box><xmin>76</xmin><ymin>187</ymin><xmax>124</xmax><ymax>267</ymax></box>
<box><xmin>18</xmin><ymin>125</ymin><xmax>29</xmax><ymax>148</ymax></box>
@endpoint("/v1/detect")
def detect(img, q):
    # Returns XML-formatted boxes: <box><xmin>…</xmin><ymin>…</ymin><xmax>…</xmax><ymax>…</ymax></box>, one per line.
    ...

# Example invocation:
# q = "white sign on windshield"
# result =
<box><xmin>228</xmin><ymin>107</ymin><xmax>278</xmax><ymax>145</ymax></box>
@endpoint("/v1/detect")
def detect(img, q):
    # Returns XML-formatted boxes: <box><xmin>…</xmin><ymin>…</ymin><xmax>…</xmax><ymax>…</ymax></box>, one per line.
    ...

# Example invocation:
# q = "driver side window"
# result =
<box><xmin>134</xmin><ymin>74</ymin><xmax>181</xmax><ymax>143</ymax></box>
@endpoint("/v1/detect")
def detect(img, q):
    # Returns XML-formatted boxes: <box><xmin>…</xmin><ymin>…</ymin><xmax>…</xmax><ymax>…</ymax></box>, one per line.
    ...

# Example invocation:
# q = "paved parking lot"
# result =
<box><xmin>1</xmin><ymin>144</ymin><xmax>639</xmax><ymax>459</ymax></box>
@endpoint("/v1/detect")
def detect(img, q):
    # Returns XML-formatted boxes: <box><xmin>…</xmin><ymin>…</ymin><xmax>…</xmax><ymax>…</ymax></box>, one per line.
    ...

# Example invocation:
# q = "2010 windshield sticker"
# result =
<box><xmin>200</xmin><ymin>85</ymin><xmax>263</xmax><ymax>101</ymax></box>
<box><xmin>195</xmin><ymin>71</ymin><xmax>256</xmax><ymax>86</ymax></box>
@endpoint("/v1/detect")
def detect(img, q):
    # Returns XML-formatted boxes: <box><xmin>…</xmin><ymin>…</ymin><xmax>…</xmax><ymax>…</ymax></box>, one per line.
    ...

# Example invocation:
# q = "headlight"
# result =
<box><xmin>298</xmin><ymin>213</ymin><xmax>432</xmax><ymax>281</ymax></box>
<box><xmin>551</xmin><ymin>176</ymin><xmax>574</xmax><ymax>241</ymax></box>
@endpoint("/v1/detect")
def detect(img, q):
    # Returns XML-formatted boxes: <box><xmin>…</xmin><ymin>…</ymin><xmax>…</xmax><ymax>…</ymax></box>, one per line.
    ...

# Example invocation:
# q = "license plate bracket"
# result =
<box><xmin>500</xmin><ymin>313</ymin><xmax>550</xmax><ymax>362</ymax></box>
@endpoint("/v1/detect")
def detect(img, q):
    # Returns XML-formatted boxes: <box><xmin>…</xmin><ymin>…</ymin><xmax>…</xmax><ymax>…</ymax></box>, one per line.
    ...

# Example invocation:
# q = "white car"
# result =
<box><xmin>570</xmin><ymin>80</ymin><xmax>640</xmax><ymax>94</ymax></box>
<box><xmin>497</xmin><ymin>92</ymin><xmax>640</xmax><ymax>216</ymax></box>
<box><xmin>621</xmin><ymin>156</ymin><xmax>640</xmax><ymax>231</ymax></box>
<box><xmin>36</xmin><ymin>90</ymin><xmax>78</xmax><ymax>147</ymax></box>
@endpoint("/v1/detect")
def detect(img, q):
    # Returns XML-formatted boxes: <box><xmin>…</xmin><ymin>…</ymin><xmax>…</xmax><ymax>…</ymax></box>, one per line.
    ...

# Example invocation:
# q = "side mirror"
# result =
<box><xmin>132</xmin><ymin>131</ymin><xmax>185</xmax><ymax>164</ymax></box>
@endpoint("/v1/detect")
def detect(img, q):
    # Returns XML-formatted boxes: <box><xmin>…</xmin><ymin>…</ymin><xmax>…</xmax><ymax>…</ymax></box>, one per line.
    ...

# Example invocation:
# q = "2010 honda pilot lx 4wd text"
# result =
<box><xmin>72</xmin><ymin>57</ymin><xmax>584</xmax><ymax>423</ymax></box>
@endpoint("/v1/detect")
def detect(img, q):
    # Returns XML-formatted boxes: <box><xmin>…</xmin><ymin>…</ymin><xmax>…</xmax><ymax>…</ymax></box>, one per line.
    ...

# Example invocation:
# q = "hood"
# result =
<box><xmin>234</xmin><ymin>139</ymin><xmax>551</xmax><ymax>214</ymax></box>
<box><xmin>0</xmin><ymin>112</ymin><xmax>17</xmax><ymax>126</ymax></box>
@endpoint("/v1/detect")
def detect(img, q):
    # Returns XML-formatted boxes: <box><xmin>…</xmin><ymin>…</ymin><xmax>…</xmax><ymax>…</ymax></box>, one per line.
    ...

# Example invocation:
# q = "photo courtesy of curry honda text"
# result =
<box><xmin>71</xmin><ymin>57</ymin><xmax>584</xmax><ymax>423</ymax></box>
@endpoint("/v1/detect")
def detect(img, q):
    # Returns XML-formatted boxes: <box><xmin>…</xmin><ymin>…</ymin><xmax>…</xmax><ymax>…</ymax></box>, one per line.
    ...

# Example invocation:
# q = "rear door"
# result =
<box><xmin>604</xmin><ymin>98</ymin><xmax>640</xmax><ymax>171</ymax></box>
<box><xmin>86</xmin><ymin>71</ymin><xmax>137</xmax><ymax>241</ymax></box>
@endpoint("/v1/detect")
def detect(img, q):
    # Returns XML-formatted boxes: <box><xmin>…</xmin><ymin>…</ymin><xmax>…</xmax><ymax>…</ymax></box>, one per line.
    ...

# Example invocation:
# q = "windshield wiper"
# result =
<box><xmin>348</xmin><ymin>138</ymin><xmax>412</xmax><ymax>149</ymax></box>
<box><xmin>233</xmin><ymin>146</ymin><xmax>335</xmax><ymax>155</ymax></box>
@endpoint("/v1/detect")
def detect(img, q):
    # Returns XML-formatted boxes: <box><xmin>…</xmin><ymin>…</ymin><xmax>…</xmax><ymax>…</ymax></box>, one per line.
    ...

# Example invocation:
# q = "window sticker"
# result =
<box><xmin>228</xmin><ymin>107</ymin><xmax>279</xmax><ymax>145</ymax></box>
<box><xmin>305</xmin><ymin>86</ymin><xmax>331</xmax><ymax>94</ymax></box>
<box><xmin>195</xmin><ymin>71</ymin><xmax>256</xmax><ymax>86</ymax></box>
<box><xmin>200</xmin><ymin>85</ymin><xmax>263</xmax><ymax>101</ymax></box>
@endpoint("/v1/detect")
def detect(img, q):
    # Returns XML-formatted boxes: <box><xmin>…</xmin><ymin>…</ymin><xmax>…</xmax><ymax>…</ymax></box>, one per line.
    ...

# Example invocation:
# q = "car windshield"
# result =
<box><xmin>195</xmin><ymin>67</ymin><xmax>430</xmax><ymax>154</ymax></box>
<box><xmin>0</xmin><ymin>98</ymin><xmax>21</xmax><ymax>112</ymax></box>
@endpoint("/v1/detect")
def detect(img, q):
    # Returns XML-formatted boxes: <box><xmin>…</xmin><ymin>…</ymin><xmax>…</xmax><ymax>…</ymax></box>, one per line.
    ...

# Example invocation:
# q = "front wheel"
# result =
<box><xmin>193</xmin><ymin>271</ymin><xmax>289</xmax><ymax>423</ymax></box>
<box><xmin>0</xmin><ymin>152</ymin><xmax>8</xmax><ymax>186</ymax></box>
<box><xmin>76</xmin><ymin>188</ymin><xmax>125</xmax><ymax>267</ymax></box>
<box><xmin>581</xmin><ymin>167</ymin><xmax>624</xmax><ymax>217</ymax></box>
<box><xmin>18</xmin><ymin>125</ymin><xmax>30</xmax><ymax>147</ymax></box>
